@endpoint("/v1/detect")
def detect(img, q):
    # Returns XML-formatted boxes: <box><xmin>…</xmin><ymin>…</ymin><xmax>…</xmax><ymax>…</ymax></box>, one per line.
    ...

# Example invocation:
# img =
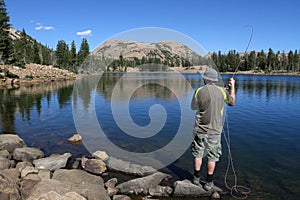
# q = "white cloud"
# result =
<box><xmin>35</xmin><ymin>26</ymin><xmax>43</xmax><ymax>30</ymax></box>
<box><xmin>77</xmin><ymin>29</ymin><xmax>93</xmax><ymax>37</ymax></box>
<box><xmin>35</xmin><ymin>25</ymin><xmax>55</xmax><ymax>31</ymax></box>
<box><xmin>44</xmin><ymin>26</ymin><xmax>55</xmax><ymax>30</ymax></box>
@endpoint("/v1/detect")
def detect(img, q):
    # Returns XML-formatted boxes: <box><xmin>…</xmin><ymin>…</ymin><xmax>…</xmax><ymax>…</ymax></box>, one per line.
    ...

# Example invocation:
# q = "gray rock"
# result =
<box><xmin>105</xmin><ymin>177</ymin><xmax>118</xmax><ymax>188</ymax></box>
<box><xmin>52</xmin><ymin>169</ymin><xmax>110</xmax><ymax>200</ymax></box>
<box><xmin>25</xmin><ymin>179</ymin><xmax>70</xmax><ymax>200</ymax></box>
<box><xmin>173</xmin><ymin>179</ymin><xmax>227</xmax><ymax>197</ymax></box>
<box><xmin>19</xmin><ymin>179</ymin><xmax>40</xmax><ymax>199</ymax></box>
<box><xmin>92</xmin><ymin>150</ymin><xmax>109</xmax><ymax>161</ymax></box>
<box><xmin>33</xmin><ymin>153</ymin><xmax>71</xmax><ymax>171</ymax></box>
<box><xmin>84</xmin><ymin>158</ymin><xmax>107</xmax><ymax>175</ymax></box>
<box><xmin>107</xmin><ymin>156</ymin><xmax>157</xmax><ymax>176</ymax></box>
<box><xmin>15</xmin><ymin>161</ymin><xmax>33</xmax><ymax>172</ymax></box>
<box><xmin>23</xmin><ymin>173</ymin><xmax>41</xmax><ymax>181</ymax></box>
<box><xmin>0</xmin><ymin>149</ymin><xmax>11</xmax><ymax>159</ymax></box>
<box><xmin>37</xmin><ymin>170</ymin><xmax>51</xmax><ymax>180</ymax></box>
<box><xmin>62</xmin><ymin>191</ymin><xmax>87</xmax><ymax>200</ymax></box>
<box><xmin>0</xmin><ymin>157</ymin><xmax>11</xmax><ymax>170</ymax></box>
<box><xmin>0</xmin><ymin>134</ymin><xmax>26</xmax><ymax>153</ymax></box>
<box><xmin>113</xmin><ymin>195</ymin><xmax>132</xmax><ymax>200</ymax></box>
<box><xmin>67</xmin><ymin>133</ymin><xmax>82</xmax><ymax>144</ymax></box>
<box><xmin>21</xmin><ymin>166</ymin><xmax>38</xmax><ymax>178</ymax></box>
<box><xmin>149</xmin><ymin>185</ymin><xmax>173</xmax><ymax>197</ymax></box>
<box><xmin>0</xmin><ymin>168</ymin><xmax>20</xmax><ymax>184</ymax></box>
<box><xmin>0</xmin><ymin>172</ymin><xmax>21</xmax><ymax>200</ymax></box>
<box><xmin>13</xmin><ymin>147</ymin><xmax>44</xmax><ymax>162</ymax></box>
<box><xmin>116</xmin><ymin>172</ymin><xmax>171</xmax><ymax>195</ymax></box>
<box><xmin>107</xmin><ymin>187</ymin><xmax>119</xmax><ymax>197</ymax></box>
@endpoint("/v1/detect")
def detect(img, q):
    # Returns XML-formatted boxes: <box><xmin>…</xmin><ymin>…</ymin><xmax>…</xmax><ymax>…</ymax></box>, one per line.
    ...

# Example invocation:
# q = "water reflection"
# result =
<box><xmin>0</xmin><ymin>81</ymin><xmax>74</xmax><ymax>134</ymax></box>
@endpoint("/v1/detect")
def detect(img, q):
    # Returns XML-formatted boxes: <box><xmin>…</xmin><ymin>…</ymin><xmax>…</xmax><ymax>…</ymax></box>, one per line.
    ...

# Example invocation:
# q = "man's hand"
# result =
<box><xmin>228</xmin><ymin>78</ymin><xmax>235</xmax><ymax>88</ymax></box>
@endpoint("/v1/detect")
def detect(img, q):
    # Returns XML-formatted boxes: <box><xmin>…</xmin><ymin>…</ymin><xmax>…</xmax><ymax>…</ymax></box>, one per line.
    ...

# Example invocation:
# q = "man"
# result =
<box><xmin>191</xmin><ymin>67</ymin><xmax>236</xmax><ymax>191</ymax></box>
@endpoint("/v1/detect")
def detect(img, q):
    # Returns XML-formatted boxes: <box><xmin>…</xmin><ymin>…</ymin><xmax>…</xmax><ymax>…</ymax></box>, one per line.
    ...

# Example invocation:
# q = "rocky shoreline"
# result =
<box><xmin>0</xmin><ymin>134</ymin><xmax>227</xmax><ymax>200</ymax></box>
<box><xmin>0</xmin><ymin>64</ymin><xmax>76</xmax><ymax>89</ymax></box>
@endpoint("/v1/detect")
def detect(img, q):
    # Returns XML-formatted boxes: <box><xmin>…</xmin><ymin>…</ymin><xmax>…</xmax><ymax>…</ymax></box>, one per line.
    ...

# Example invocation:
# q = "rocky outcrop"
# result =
<box><xmin>0</xmin><ymin>134</ymin><xmax>227</xmax><ymax>199</ymax></box>
<box><xmin>0</xmin><ymin>64</ymin><xmax>76</xmax><ymax>88</ymax></box>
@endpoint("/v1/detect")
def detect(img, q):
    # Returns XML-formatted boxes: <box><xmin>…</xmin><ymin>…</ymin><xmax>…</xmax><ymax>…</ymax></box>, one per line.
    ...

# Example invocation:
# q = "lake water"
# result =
<box><xmin>1</xmin><ymin>73</ymin><xmax>300</xmax><ymax>199</ymax></box>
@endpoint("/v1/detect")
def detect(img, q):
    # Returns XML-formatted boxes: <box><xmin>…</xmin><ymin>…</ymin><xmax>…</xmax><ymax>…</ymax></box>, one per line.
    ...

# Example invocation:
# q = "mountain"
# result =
<box><xmin>79</xmin><ymin>40</ymin><xmax>210</xmax><ymax>73</ymax></box>
<box><xmin>92</xmin><ymin>40</ymin><xmax>202</xmax><ymax>61</ymax></box>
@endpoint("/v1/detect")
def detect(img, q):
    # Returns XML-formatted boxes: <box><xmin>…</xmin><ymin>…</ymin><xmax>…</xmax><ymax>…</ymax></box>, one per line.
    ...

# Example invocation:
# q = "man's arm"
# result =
<box><xmin>228</xmin><ymin>78</ymin><xmax>236</xmax><ymax>106</ymax></box>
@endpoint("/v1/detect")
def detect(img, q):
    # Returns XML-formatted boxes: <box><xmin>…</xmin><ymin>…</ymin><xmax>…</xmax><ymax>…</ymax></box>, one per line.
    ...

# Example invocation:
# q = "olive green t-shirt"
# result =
<box><xmin>191</xmin><ymin>83</ymin><xmax>233</xmax><ymax>134</ymax></box>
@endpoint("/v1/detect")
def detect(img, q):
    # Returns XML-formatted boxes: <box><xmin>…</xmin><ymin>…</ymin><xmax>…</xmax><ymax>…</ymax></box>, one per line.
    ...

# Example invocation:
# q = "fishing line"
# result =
<box><xmin>223</xmin><ymin>112</ymin><xmax>251</xmax><ymax>199</ymax></box>
<box><xmin>222</xmin><ymin>25</ymin><xmax>253</xmax><ymax>199</ymax></box>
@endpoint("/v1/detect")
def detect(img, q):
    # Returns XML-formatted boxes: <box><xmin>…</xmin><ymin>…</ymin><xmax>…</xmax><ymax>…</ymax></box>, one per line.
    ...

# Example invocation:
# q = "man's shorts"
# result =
<box><xmin>191</xmin><ymin>133</ymin><xmax>222</xmax><ymax>162</ymax></box>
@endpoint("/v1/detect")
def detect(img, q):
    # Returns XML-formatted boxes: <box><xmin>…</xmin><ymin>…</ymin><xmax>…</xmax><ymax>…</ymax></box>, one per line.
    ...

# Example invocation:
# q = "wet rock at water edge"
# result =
<box><xmin>92</xmin><ymin>150</ymin><xmax>109</xmax><ymax>161</ymax></box>
<box><xmin>33</xmin><ymin>152</ymin><xmax>72</xmax><ymax>171</ymax></box>
<box><xmin>13</xmin><ymin>147</ymin><xmax>44</xmax><ymax>162</ymax></box>
<box><xmin>0</xmin><ymin>134</ymin><xmax>26</xmax><ymax>153</ymax></box>
<box><xmin>107</xmin><ymin>156</ymin><xmax>157</xmax><ymax>176</ymax></box>
<box><xmin>116</xmin><ymin>172</ymin><xmax>171</xmax><ymax>195</ymax></box>
<box><xmin>67</xmin><ymin>133</ymin><xmax>82</xmax><ymax>145</ymax></box>
<box><xmin>84</xmin><ymin>158</ymin><xmax>107</xmax><ymax>175</ymax></box>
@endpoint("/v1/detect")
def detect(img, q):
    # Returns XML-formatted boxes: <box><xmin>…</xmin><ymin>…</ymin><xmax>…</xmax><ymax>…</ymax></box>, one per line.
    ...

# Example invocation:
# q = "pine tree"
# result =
<box><xmin>77</xmin><ymin>38</ymin><xmax>90</xmax><ymax>65</ymax></box>
<box><xmin>70</xmin><ymin>40</ymin><xmax>77</xmax><ymax>72</ymax></box>
<box><xmin>0</xmin><ymin>0</ymin><xmax>12</xmax><ymax>64</ymax></box>
<box><xmin>55</xmin><ymin>40</ymin><xmax>70</xmax><ymax>69</ymax></box>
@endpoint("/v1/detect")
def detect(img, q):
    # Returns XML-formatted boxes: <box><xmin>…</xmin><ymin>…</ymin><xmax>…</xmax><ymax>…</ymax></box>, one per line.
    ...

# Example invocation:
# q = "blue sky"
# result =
<box><xmin>6</xmin><ymin>0</ymin><xmax>300</xmax><ymax>53</ymax></box>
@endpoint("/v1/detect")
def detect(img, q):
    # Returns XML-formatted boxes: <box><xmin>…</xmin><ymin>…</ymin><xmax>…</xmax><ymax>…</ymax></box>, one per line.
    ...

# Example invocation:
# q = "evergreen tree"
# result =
<box><xmin>55</xmin><ymin>40</ymin><xmax>70</xmax><ymax>69</ymax></box>
<box><xmin>77</xmin><ymin>38</ymin><xmax>90</xmax><ymax>65</ymax></box>
<box><xmin>267</xmin><ymin>48</ymin><xmax>276</xmax><ymax>71</ymax></box>
<box><xmin>257</xmin><ymin>50</ymin><xmax>266</xmax><ymax>70</ymax></box>
<box><xmin>0</xmin><ymin>0</ymin><xmax>12</xmax><ymax>63</ymax></box>
<box><xmin>247</xmin><ymin>51</ymin><xmax>256</xmax><ymax>71</ymax></box>
<box><xmin>287</xmin><ymin>50</ymin><xmax>294</xmax><ymax>72</ymax></box>
<box><xmin>70</xmin><ymin>40</ymin><xmax>77</xmax><ymax>72</ymax></box>
<box><xmin>294</xmin><ymin>50</ymin><xmax>299</xmax><ymax>72</ymax></box>
<box><xmin>32</xmin><ymin>42</ymin><xmax>41</xmax><ymax>64</ymax></box>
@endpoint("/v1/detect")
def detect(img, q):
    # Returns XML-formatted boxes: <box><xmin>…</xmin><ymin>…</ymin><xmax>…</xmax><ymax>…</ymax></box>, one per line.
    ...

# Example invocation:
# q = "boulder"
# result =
<box><xmin>149</xmin><ymin>185</ymin><xmax>173</xmax><ymax>197</ymax></box>
<box><xmin>0</xmin><ymin>157</ymin><xmax>11</xmax><ymax>170</ymax></box>
<box><xmin>52</xmin><ymin>169</ymin><xmax>110</xmax><ymax>200</ymax></box>
<box><xmin>0</xmin><ymin>149</ymin><xmax>11</xmax><ymax>159</ymax></box>
<box><xmin>116</xmin><ymin>172</ymin><xmax>171</xmax><ymax>195</ymax></box>
<box><xmin>173</xmin><ymin>179</ymin><xmax>227</xmax><ymax>197</ymax></box>
<box><xmin>113</xmin><ymin>195</ymin><xmax>132</xmax><ymax>200</ymax></box>
<box><xmin>19</xmin><ymin>179</ymin><xmax>40</xmax><ymax>199</ymax></box>
<box><xmin>13</xmin><ymin>147</ymin><xmax>44</xmax><ymax>162</ymax></box>
<box><xmin>0</xmin><ymin>172</ymin><xmax>21</xmax><ymax>200</ymax></box>
<box><xmin>25</xmin><ymin>179</ymin><xmax>70</xmax><ymax>200</ymax></box>
<box><xmin>92</xmin><ymin>150</ymin><xmax>109</xmax><ymax>161</ymax></box>
<box><xmin>33</xmin><ymin>153</ymin><xmax>71</xmax><ymax>171</ymax></box>
<box><xmin>0</xmin><ymin>134</ymin><xmax>26</xmax><ymax>153</ymax></box>
<box><xmin>67</xmin><ymin>133</ymin><xmax>82</xmax><ymax>144</ymax></box>
<box><xmin>21</xmin><ymin>166</ymin><xmax>39</xmax><ymax>178</ymax></box>
<box><xmin>15</xmin><ymin>161</ymin><xmax>33</xmax><ymax>172</ymax></box>
<box><xmin>107</xmin><ymin>156</ymin><xmax>156</xmax><ymax>176</ymax></box>
<box><xmin>84</xmin><ymin>158</ymin><xmax>107</xmax><ymax>175</ymax></box>
<box><xmin>0</xmin><ymin>168</ymin><xmax>20</xmax><ymax>184</ymax></box>
<box><xmin>105</xmin><ymin>177</ymin><xmax>118</xmax><ymax>188</ymax></box>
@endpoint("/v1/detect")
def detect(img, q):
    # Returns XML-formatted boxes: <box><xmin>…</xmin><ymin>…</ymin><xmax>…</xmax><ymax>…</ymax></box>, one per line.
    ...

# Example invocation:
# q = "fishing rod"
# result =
<box><xmin>232</xmin><ymin>25</ymin><xmax>253</xmax><ymax>78</ymax></box>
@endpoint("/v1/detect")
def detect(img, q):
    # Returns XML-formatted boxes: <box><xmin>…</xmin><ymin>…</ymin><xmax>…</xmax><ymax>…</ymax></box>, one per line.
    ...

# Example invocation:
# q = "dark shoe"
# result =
<box><xmin>192</xmin><ymin>175</ymin><xmax>200</xmax><ymax>186</ymax></box>
<box><xmin>203</xmin><ymin>181</ymin><xmax>214</xmax><ymax>191</ymax></box>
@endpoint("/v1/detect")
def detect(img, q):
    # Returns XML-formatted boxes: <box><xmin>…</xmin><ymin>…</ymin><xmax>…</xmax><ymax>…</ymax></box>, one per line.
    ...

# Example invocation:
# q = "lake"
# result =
<box><xmin>1</xmin><ymin>73</ymin><xmax>299</xmax><ymax>199</ymax></box>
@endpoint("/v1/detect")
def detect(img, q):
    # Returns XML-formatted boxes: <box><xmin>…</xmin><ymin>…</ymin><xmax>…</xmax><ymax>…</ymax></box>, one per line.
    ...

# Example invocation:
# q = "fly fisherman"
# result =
<box><xmin>191</xmin><ymin>67</ymin><xmax>236</xmax><ymax>191</ymax></box>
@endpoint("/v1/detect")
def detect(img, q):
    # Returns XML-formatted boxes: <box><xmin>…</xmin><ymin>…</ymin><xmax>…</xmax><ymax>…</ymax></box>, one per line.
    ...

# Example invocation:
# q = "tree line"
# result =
<box><xmin>211</xmin><ymin>49</ymin><xmax>299</xmax><ymax>73</ymax></box>
<box><xmin>0</xmin><ymin>0</ymin><xmax>89</xmax><ymax>73</ymax></box>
